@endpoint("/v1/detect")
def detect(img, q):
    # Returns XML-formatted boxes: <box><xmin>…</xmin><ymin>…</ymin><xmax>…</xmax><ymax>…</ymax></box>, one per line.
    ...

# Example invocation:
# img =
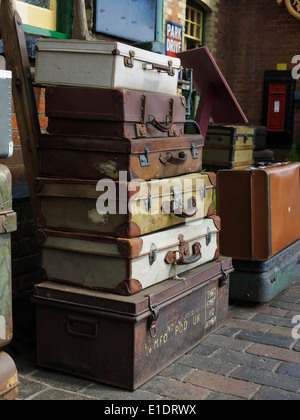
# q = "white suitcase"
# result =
<box><xmin>38</xmin><ymin>216</ymin><xmax>221</xmax><ymax>296</ymax></box>
<box><xmin>35</xmin><ymin>40</ymin><xmax>181</xmax><ymax>96</ymax></box>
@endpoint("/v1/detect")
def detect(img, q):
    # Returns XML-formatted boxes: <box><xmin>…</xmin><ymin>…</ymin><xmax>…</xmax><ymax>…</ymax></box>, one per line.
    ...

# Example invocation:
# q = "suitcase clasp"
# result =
<box><xmin>124</xmin><ymin>50</ymin><xmax>135</xmax><ymax>68</ymax></box>
<box><xmin>139</xmin><ymin>147</ymin><xmax>150</xmax><ymax>167</ymax></box>
<box><xmin>148</xmin><ymin>296</ymin><xmax>160</xmax><ymax>338</ymax></box>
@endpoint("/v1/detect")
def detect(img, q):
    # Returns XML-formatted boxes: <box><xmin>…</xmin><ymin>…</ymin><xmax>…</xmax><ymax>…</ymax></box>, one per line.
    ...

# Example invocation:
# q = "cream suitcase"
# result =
<box><xmin>35</xmin><ymin>40</ymin><xmax>181</xmax><ymax>96</ymax></box>
<box><xmin>38</xmin><ymin>216</ymin><xmax>221</xmax><ymax>296</ymax></box>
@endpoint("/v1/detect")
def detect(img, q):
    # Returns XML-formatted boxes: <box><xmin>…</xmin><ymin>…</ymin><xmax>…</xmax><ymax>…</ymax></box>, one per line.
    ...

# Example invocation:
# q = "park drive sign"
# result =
<box><xmin>166</xmin><ymin>21</ymin><xmax>183</xmax><ymax>58</ymax></box>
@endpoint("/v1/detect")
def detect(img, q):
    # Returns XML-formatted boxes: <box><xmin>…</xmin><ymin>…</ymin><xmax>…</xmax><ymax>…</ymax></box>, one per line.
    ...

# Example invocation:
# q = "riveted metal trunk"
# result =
<box><xmin>230</xmin><ymin>239</ymin><xmax>300</xmax><ymax>303</ymax></box>
<box><xmin>32</xmin><ymin>258</ymin><xmax>233</xmax><ymax>391</ymax></box>
<box><xmin>204</xmin><ymin>125</ymin><xmax>255</xmax><ymax>171</ymax></box>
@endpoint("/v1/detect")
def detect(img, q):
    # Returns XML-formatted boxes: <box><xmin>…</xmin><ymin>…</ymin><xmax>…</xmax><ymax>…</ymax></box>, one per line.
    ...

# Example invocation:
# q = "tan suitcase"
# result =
<box><xmin>36</xmin><ymin>172</ymin><xmax>216</xmax><ymax>238</ymax></box>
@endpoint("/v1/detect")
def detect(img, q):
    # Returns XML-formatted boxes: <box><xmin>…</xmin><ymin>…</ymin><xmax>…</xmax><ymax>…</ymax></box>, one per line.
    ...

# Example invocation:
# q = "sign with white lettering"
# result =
<box><xmin>165</xmin><ymin>21</ymin><xmax>183</xmax><ymax>58</ymax></box>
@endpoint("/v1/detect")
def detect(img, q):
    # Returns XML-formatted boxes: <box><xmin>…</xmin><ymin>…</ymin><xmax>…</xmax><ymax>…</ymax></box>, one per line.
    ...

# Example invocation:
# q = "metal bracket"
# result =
<box><xmin>144</xmin><ymin>189</ymin><xmax>152</xmax><ymax>213</ymax></box>
<box><xmin>172</xmin><ymin>187</ymin><xmax>184</xmax><ymax>212</ymax></box>
<box><xmin>149</xmin><ymin>243</ymin><xmax>158</xmax><ymax>266</ymax></box>
<box><xmin>191</xmin><ymin>143</ymin><xmax>199</xmax><ymax>159</ymax></box>
<box><xmin>124</xmin><ymin>50</ymin><xmax>135</xmax><ymax>68</ymax></box>
<box><xmin>139</xmin><ymin>147</ymin><xmax>150</xmax><ymax>167</ymax></box>
<box><xmin>206</xmin><ymin>227</ymin><xmax>212</xmax><ymax>246</ymax></box>
<box><xmin>148</xmin><ymin>296</ymin><xmax>160</xmax><ymax>338</ymax></box>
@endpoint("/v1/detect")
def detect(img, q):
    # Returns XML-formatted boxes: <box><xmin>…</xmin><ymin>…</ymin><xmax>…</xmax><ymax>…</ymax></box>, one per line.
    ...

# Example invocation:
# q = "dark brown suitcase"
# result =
<box><xmin>38</xmin><ymin>133</ymin><xmax>204</xmax><ymax>181</ymax></box>
<box><xmin>32</xmin><ymin>257</ymin><xmax>233</xmax><ymax>391</ymax></box>
<box><xmin>45</xmin><ymin>86</ymin><xmax>186</xmax><ymax>138</ymax></box>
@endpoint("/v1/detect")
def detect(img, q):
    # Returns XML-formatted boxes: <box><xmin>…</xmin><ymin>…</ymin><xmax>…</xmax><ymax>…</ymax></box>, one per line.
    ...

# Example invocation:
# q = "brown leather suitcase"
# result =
<box><xmin>38</xmin><ymin>133</ymin><xmax>204</xmax><ymax>181</ymax></box>
<box><xmin>45</xmin><ymin>86</ymin><xmax>186</xmax><ymax>138</ymax></box>
<box><xmin>32</xmin><ymin>257</ymin><xmax>233</xmax><ymax>391</ymax></box>
<box><xmin>217</xmin><ymin>162</ymin><xmax>300</xmax><ymax>261</ymax></box>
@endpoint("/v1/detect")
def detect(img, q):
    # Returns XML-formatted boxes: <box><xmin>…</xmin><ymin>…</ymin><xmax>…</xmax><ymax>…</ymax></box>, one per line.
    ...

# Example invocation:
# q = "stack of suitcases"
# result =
<box><xmin>217</xmin><ymin>162</ymin><xmax>300</xmax><ymax>303</ymax></box>
<box><xmin>31</xmin><ymin>39</ymin><xmax>234</xmax><ymax>391</ymax></box>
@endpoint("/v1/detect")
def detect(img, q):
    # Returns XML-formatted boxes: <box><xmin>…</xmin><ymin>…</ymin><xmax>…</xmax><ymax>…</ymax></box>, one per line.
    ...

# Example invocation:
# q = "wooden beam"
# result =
<box><xmin>1</xmin><ymin>0</ymin><xmax>40</xmax><ymax>219</ymax></box>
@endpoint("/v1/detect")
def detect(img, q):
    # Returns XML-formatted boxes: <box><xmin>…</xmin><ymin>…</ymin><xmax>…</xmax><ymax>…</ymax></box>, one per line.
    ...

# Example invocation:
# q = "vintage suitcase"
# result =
<box><xmin>35</xmin><ymin>172</ymin><xmax>216</xmax><ymax>238</ymax></box>
<box><xmin>45</xmin><ymin>86</ymin><xmax>186</xmax><ymax>139</ymax></box>
<box><xmin>203</xmin><ymin>125</ymin><xmax>255</xmax><ymax>171</ymax></box>
<box><xmin>0</xmin><ymin>165</ymin><xmax>17</xmax><ymax>349</ymax></box>
<box><xmin>32</xmin><ymin>257</ymin><xmax>233</xmax><ymax>391</ymax></box>
<box><xmin>38</xmin><ymin>216</ymin><xmax>221</xmax><ymax>295</ymax></box>
<box><xmin>38</xmin><ymin>133</ymin><xmax>204</xmax><ymax>181</ymax></box>
<box><xmin>217</xmin><ymin>162</ymin><xmax>300</xmax><ymax>261</ymax></box>
<box><xmin>35</xmin><ymin>40</ymin><xmax>181</xmax><ymax>96</ymax></box>
<box><xmin>230</xmin><ymin>239</ymin><xmax>300</xmax><ymax>303</ymax></box>
<box><xmin>0</xmin><ymin>352</ymin><xmax>19</xmax><ymax>400</ymax></box>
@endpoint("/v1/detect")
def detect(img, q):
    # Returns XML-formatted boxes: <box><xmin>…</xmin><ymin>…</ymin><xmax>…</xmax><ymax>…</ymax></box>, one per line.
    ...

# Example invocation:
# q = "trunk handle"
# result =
<box><xmin>162</xmin><ymin>197</ymin><xmax>198</xmax><ymax>218</ymax></box>
<box><xmin>165</xmin><ymin>242</ymin><xmax>202</xmax><ymax>266</ymax></box>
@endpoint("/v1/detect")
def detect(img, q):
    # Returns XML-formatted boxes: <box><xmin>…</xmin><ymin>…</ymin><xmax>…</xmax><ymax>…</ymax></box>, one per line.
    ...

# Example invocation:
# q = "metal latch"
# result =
<box><xmin>139</xmin><ymin>147</ymin><xmax>150</xmax><ymax>167</ymax></box>
<box><xmin>172</xmin><ymin>187</ymin><xmax>184</xmax><ymax>212</ymax></box>
<box><xmin>191</xmin><ymin>143</ymin><xmax>199</xmax><ymax>159</ymax></box>
<box><xmin>149</xmin><ymin>243</ymin><xmax>158</xmax><ymax>265</ymax></box>
<box><xmin>144</xmin><ymin>189</ymin><xmax>152</xmax><ymax>213</ymax></box>
<box><xmin>206</xmin><ymin>228</ymin><xmax>212</xmax><ymax>246</ymax></box>
<box><xmin>219</xmin><ymin>261</ymin><xmax>230</xmax><ymax>288</ymax></box>
<box><xmin>148</xmin><ymin>295</ymin><xmax>160</xmax><ymax>338</ymax></box>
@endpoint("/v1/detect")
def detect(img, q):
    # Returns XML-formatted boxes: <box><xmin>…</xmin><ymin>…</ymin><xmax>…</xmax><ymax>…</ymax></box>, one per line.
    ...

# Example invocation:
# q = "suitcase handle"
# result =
<box><xmin>149</xmin><ymin>116</ymin><xmax>173</xmax><ymax>132</ymax></box>
<box><xmin>159</xmin><ymin>151</ymin><xmax>187</xmax><ymax>165</ymax></box>
<box><xmin>67</xmin><ymin>315</ymin><xmax>99</xmax><ymax>339</ymax></box>
<box><xmin>162</xmin><ymin>197</ymin><xmax>198</xmax><ymax>218</ymax></box>
<box><xmin>143</xmin><ymin>62</ymin><xmax>176</xmax><ymax>77</ymax></box>
<box><xmin>165</xmin><ymin>243</ymin><xmax>202</xmax><ymax>266</ymax></box>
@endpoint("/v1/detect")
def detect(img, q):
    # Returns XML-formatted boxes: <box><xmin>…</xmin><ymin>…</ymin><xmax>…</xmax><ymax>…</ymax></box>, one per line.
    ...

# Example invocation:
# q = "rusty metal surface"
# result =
<box><xmin>32</xmin><ymin>258</ymin><xmax>232</xmax><ymax>391</ymax></box>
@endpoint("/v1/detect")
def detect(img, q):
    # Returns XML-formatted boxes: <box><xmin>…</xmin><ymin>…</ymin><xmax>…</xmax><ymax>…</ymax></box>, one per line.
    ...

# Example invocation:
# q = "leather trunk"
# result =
<box><xmin>38</xmin><ymin>216</ymin><xmax>221</xmax><ymax>296</ymax></box>
<box><xmin>203</xmin><ymin>125</ymin><xmax>255</xmax><ymax>171</ymax></box>
<box><xmin>217</xmin><ymin>162</ymin><xmax>300</xmax><ymax>261</ymax></box>
<box><xmin>35</xmin><ymin>172</ymin><xmax>216</xmax><ymax>238</ymax></box>
<box><xmin>0</xmin><ymin>165</ymin><xmax>17</xmax><ymax>349</ymax></box>
<box><xmin>38</xmin><ymin>133</ymin><xmax>204</xmax><ymax>181</ymax></box>
<box><xmin>45</xmin><ymin>86</ymin><xmax>186</xmax><ymax>139</ymax></box>
<box><xmin>230</xmin><ymin>239</ymin><xmax>300</xmax><ymax>303</ymax></box>
<box><xmin>32</xmin><ymin>257</ymin><xmax>233</xmax><ymax>391</ymax></box>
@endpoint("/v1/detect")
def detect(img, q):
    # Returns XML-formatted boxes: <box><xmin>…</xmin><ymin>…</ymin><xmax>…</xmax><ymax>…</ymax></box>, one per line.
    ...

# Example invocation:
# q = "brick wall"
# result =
<box><xmin>222</xmin><ymin>0</ymin><xmax>300</xmax><ymax>148</ymax></box>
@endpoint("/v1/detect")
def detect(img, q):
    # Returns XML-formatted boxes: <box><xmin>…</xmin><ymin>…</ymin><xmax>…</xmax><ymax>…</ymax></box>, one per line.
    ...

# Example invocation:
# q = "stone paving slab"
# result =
<box><xmin>4</xmin><ymin>279</ymin><xmax>300</xmax><ymax>401</ymax></box>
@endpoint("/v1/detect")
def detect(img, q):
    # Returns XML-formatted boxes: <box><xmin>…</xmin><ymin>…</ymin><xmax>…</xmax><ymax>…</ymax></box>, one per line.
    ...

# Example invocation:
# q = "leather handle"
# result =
<box><xmin>165</xmin><ymin>243</ymin><xmax>202</xmax><ymax>266</ymax></box>
<box><xmin>162</xmin><ymin>197</ymin><xmax>198</xmax><ymax>218</ymax></box>
<box><xmin>149</xmin><ymin>116</ymin><xmax>173</xmax><ymax>132</ymax></box>
<box><xmin>159</xmin><ymin>151</ymin><xmax>187</xmax><ymax>165</ymax></box>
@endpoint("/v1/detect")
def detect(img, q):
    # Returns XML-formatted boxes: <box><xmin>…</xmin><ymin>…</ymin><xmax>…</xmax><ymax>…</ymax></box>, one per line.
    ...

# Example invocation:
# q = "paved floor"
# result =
<box><xmin>4</xmin><ymin>278</ymin><xmax>300</xmax><ymax>401</ymax></box>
